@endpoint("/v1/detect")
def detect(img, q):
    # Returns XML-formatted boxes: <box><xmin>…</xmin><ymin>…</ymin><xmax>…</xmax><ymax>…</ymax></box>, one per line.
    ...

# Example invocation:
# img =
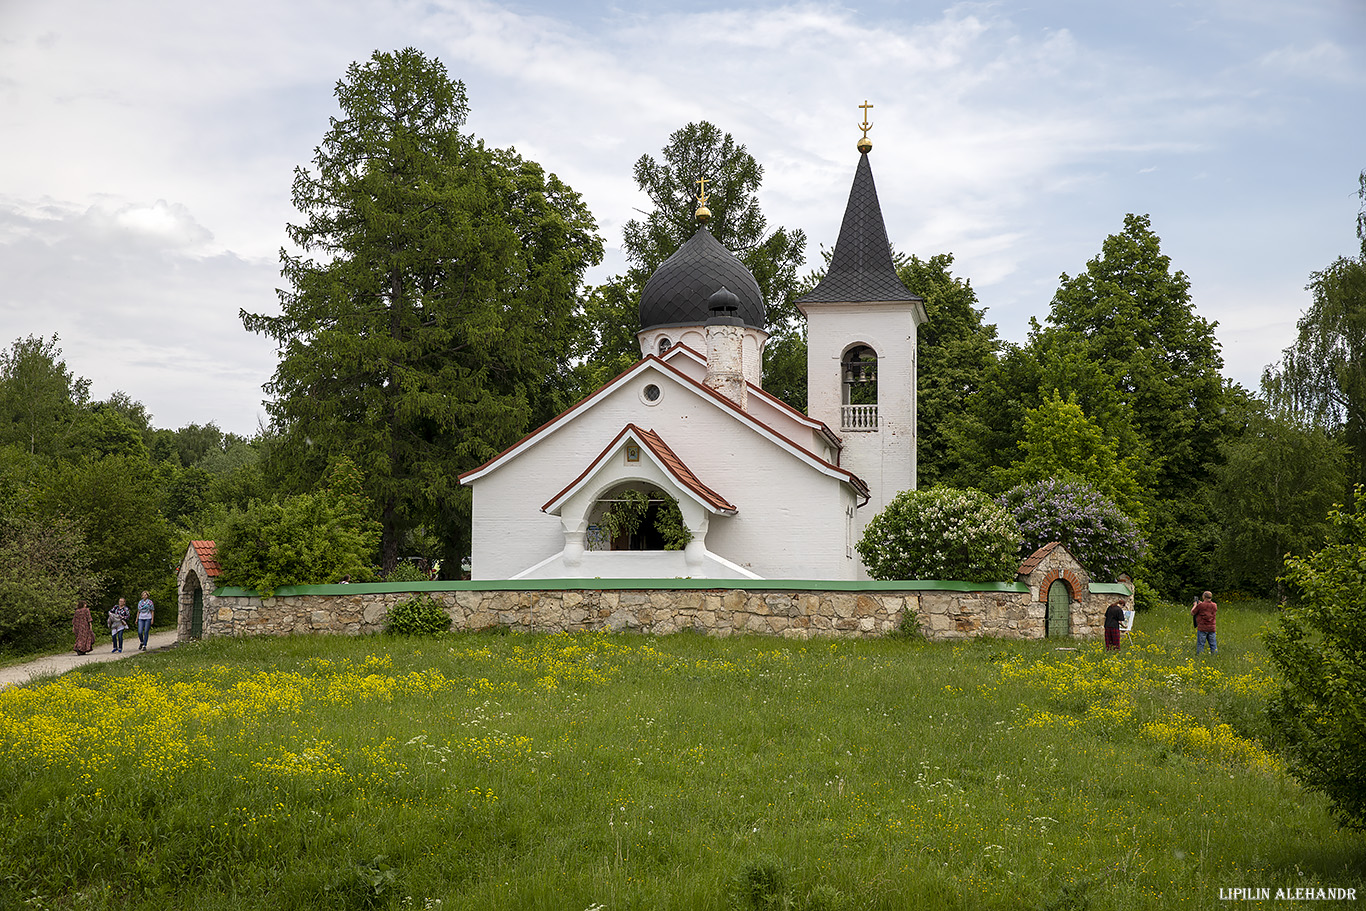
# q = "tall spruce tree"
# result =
<box><xmin>577</xmin><ymin>122</ymin><xmax>806</xmax><ymax>402</ymax></box>
<box><xmin>243</xmin><ymin>49</ymin><xmax>602</xmax><ymax>573</ymax></box>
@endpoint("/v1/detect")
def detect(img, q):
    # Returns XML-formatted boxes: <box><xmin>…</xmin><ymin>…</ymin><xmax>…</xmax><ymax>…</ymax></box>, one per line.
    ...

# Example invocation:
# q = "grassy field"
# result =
<box><xmin>1</xmin><ymin>599</ymin><xmax>1361</xmax><ymax>910</ymax></box>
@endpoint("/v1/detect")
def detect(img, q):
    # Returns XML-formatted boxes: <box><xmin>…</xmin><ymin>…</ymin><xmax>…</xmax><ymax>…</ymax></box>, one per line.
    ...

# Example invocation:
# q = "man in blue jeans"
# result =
<box><xmin>1191</xmin><ymin>591</ymin><xmax>1218</xmax><ymax>655</ymax></box>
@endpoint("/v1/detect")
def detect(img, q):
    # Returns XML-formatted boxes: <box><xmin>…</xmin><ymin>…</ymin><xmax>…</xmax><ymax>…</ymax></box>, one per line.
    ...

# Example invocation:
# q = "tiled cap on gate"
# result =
<box><xmin>190</xmin><ymin>540</ymin><xmax>221</xmax><ymax>578</ymax></box>
<box><xmin>1016</xmin><ymin>541</ymin><xmax>1060</xmax><ymax>578</ymax></box>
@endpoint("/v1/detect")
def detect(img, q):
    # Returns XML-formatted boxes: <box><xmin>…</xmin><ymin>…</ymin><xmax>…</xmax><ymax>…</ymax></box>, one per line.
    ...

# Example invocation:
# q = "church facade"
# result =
<box><xmin>459</xmin><ymin>137</ymin><xmax>924</xmax><ymax>581</ymax></box>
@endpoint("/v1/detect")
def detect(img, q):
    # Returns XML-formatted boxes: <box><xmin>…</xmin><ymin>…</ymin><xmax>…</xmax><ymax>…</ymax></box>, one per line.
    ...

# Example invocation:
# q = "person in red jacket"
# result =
<box><xmin>1191</xmin><ymin>591</ymin><xmax>1218</xmax><ymax>655</ymax></box>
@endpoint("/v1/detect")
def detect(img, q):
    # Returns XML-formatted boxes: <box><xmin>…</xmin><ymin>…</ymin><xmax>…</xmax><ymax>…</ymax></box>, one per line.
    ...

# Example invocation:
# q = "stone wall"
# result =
<box><xmin>196</xmin><ymin>582</ymin><xmax>1125</xmax><ymax>642</ymax></box>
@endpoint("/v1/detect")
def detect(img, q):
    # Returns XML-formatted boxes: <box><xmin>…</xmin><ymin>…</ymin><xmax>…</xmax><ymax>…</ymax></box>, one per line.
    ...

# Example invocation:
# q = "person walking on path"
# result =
<box><xmin>135</xmin><ymin>591</ymin><xmax>155</xmax><ymax>651</ymax></box>
<box><xmin>107</xmin><ymin>598</ymin><xmax>130</xmax><ymax>653</ymax></box>
<box><xmin>1192</xmin><ymin>591</ymin><xmax>1218</xmax><ymax>655</ymax></box>
<box><xmin>1103</xmin><ymin>601</ymin><xmax>1126</xmax><ymax>650</ymax></box>
<box><xmin>73</xmin><ymin>601</ymin><xmax>94</xmax><ymax>655</ymax></box>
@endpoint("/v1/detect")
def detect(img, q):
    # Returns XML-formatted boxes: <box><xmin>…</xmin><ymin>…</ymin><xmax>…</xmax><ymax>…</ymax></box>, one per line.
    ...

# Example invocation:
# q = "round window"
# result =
<box><xmin>642</xmin><ymin>383</ymin><xmax>662</xmax><ymax>404</ymax></box>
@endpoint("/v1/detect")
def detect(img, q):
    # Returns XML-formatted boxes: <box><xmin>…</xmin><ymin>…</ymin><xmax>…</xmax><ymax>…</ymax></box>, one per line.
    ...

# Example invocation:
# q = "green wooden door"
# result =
<box><xmin>190</xmin><ymin>586</ymin><xmax>203</xmax><ymax>639</ymax></box>
<box><xmin>1046</xmin><ymin>580</ymin><xmax>1070</xmax><ymax>638</ymax></box>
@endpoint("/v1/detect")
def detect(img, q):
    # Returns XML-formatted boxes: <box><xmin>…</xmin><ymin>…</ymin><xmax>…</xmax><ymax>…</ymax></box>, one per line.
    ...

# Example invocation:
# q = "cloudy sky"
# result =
<box><xmin>2</xmin><ymin>0</ymin><xmax>1364</xmax><ymax>436</ymax></box>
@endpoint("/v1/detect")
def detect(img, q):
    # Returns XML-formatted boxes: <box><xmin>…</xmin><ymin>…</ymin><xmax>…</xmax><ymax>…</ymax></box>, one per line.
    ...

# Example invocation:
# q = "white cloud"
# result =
<box><xmin>1257</xmin><ymin>40</ymin><xmax>1355</xmax><ymax>81</ymax></box>
<box><xmin>0</xmin><ymin>0</ymin><xmax>1361</xmax><ymax>431</ymax></box>
<box><xmin>0</xmin><ymin>194</ymin><xmax>277</xmax><ymax>433</ymax></box>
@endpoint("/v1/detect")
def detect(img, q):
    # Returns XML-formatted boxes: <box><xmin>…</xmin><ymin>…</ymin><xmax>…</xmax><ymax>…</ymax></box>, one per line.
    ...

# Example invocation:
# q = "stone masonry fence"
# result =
<box><xmin>178</xmin><ymin>542</ymin><xmax>1132</xmax><ymax>644</ymax></box>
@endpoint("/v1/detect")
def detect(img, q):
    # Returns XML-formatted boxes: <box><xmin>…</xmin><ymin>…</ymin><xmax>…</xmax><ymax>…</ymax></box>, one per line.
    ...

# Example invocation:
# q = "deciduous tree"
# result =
<box><xmin>996</xmin><ymin>390</ymin><xmax>1149</xmax><ymax>528</ymax></box>
<box><xmin>1042</xmin><ymin>214</ymin><xmax>1228</xmax><ymax>502</ymax></box>
<box><xmin>955</xmin><ymin>214</ymin><xmax>1233</xmax><ymax>595</ymax></box>
<box><xmin>0</xmin><ymin>507</ymin><xmax>103</xmax><ymax>646</ymax></box>
<box><xmin>1215</xmin><ymin>403</ymin><xmax>1346</xmax><ymax>596</ymax></box>
<box><xmin>1266</xmin><ymin>487</ymin><xmax>1366</xmax><ymax>829</ymax></box>
<box><xmin>215</xmin><ymin>457</ymin><xmax>381</xmax><ymax>595</ymax></box>
<box><xmin>37</xmin><ymin>454</ymin><xmax>173</xmax><ymax>606</ymax></box>
<box><xmin>0</xmin><ymin>334</ymin><xmax>89</xmax><ymax>457</ymax></box>
<box><xmin>899</xmin><ymin>253</ymin><xmax>999</xmax><ymax>486</ymax></box>
<box><xmin>1263</xmin><ymin>175</ymin><xmax>1366</xmax><ymax>485</ymax></box>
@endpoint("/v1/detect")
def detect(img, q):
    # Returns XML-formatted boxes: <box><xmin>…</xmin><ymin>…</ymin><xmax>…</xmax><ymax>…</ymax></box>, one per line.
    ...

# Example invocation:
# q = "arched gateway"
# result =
<box><xmin>177</xmin><ymin>540</ymin><xmax>220</xmax><ymax>641</ymax></box>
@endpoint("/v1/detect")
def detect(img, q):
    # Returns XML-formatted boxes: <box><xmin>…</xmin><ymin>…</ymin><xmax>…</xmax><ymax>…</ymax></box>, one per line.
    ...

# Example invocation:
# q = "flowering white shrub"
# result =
<box><xmin>856</xmin><ymin>487</ymin><xmax>1022</xmax><ymax>582</ymax></box>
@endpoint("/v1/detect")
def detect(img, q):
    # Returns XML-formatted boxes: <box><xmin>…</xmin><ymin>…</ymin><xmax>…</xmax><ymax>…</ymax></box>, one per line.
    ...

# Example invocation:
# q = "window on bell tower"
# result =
<box><xmin>841</xmin><ymin>345</ymin><xmax>878</xmax><ymax>431</ymax></box>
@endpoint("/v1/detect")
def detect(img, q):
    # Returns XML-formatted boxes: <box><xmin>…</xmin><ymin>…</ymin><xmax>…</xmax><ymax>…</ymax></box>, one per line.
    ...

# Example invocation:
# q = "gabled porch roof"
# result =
<box><xmin>542</xmin><ymin>423</ymin><xmax>737</xmax><ymax>516</ymax></box>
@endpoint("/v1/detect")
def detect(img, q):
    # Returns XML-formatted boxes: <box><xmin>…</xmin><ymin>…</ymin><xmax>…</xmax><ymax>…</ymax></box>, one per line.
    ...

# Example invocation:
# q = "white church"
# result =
<box><xmin>459</xmin><ymin>129</ymin><xmax>927</xmax><ymax>581</ymax></box>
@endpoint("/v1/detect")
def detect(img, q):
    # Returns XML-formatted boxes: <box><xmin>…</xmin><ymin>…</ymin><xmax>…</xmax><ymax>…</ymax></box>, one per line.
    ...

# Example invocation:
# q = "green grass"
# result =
<box><xmin>0</xmin><ymin>600</ymin><xmax>1361</xmax><ymax>910</ymax></box>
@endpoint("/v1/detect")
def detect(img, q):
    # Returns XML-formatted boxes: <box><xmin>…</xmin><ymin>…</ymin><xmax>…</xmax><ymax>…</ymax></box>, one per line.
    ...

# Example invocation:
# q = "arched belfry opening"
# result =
<box><xmin>841</xmin><ymin>344</ymin><xmax>879</xmax><ymax>431</ymax></box>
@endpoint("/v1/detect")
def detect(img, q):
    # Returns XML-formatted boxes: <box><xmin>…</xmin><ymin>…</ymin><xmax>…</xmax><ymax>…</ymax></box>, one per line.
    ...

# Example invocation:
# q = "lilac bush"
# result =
<box><xmin>857</xmin><ymin>486</ymin><xmax>1021</xmax><ymax>582</ymax></box>
<box><xmin>998</xmin><ymin>478</ymin><xmax>1147</xmax><ymax>581</ymax></box>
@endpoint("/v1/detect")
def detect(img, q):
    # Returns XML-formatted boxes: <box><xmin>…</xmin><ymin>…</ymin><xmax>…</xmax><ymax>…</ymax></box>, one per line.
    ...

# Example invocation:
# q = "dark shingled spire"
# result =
<box><xmin>798</xmin><ymin>151</ymin><xmax>920</xmax><ymax>304</ymax></box>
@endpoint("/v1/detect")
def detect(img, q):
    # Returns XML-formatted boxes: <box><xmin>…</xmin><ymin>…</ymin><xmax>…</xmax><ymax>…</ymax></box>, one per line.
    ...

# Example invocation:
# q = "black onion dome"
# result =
<box><xmin>639</xmin><ymin>226</ymin><xmax>765</xmax><ymax>332</ymax></box>
<box><xmin>798</xmin><ymin>151</ymin><xmax>920</xmax><ymax>304</ymax></box>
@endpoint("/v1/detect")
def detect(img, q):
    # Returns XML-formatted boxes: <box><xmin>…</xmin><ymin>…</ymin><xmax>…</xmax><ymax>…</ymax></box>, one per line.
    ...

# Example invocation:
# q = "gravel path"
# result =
<box><xmin>0</xmin><ymin>628</ymin><xmax>182</xmax><ymax>691</ymax></box>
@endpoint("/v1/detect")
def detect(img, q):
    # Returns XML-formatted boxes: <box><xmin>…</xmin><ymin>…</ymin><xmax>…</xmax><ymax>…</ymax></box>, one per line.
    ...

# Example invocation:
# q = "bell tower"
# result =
<box><xmin>797</xmin><ymin>104</ymin><xmax>927</xmax><ymax>536</ymax></box>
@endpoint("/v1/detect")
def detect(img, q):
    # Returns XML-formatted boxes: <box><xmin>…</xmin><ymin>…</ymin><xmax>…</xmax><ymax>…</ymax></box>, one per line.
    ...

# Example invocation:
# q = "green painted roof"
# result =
<box><xmin>210</xmin><ymin>578</ymin><xmax>1038</xmax><ymax>597</ymax></box>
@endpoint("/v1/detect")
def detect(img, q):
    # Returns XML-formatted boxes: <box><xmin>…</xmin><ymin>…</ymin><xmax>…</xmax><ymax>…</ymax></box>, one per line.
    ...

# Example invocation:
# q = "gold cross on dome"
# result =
<box><xmin>695</xmin><ymin>176</ymin><xmax>710</xmax><ymax>206</ymax></box>
<box><xmin>859</xmin><ymin>100</ymin><xmax>874</xmax><ymax>139</ymax></box>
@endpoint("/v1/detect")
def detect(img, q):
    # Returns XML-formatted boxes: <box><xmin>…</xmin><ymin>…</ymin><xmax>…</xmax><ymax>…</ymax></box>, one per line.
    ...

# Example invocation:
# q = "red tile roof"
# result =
<box><xmin>635</xmin><ymin>427</ymin><xmax>737</xmax><ymax>513</ymax></box>
<box><xmin>191</xmin><ymin>540</ymin><xmax>221</xmax><ymax>578</ymax></box>
<box><xmin>1016</xmin><ymin>541</ymin><xmax>1059</xmax><ymax>577</ymax></box>
<box><xmin>542</xmin><ymin>424</ymin><xmax>737</xmax><ymax>515</ymax></box>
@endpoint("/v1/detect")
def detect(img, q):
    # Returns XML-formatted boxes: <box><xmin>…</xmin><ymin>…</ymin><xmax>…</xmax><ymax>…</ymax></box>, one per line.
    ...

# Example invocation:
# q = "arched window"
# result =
<box><xmin>1045</xmin><ymin>579</ymin><xmax>1071</xmax><ymax>638</ymax></box>
<box><xmin>841</xmin><ymin>345</ymin><xmax>878</xmax><ymax>431</ymax></box>
<box><xmin>657</xmin><ymin>336</ymin><xmax>672</xmax><ymax>355</ymax></box>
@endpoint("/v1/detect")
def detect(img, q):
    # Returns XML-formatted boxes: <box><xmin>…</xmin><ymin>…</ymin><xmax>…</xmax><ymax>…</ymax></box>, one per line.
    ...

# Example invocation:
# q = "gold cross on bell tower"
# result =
<box><xmin>857</xmin><ymin>100</ymin><xmax>874</xmax><ymax>153</ymax></box>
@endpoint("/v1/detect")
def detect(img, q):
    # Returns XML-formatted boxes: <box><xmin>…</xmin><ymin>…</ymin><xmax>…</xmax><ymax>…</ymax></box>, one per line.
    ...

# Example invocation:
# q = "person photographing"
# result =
<box><xmin>1191</xmin><ymin>591</ymin><xmax>1218</xmax><ymax>655</ymax></box>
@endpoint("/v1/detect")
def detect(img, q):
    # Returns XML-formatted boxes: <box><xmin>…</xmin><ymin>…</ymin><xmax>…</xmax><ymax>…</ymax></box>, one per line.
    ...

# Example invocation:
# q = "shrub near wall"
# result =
<box><xmin>384</xmin><ymin>593</ymin><xmax>452</xmax><ymax>636</ymax></box>
<box><xmin>1000</xmin><ymin>478</ymin><xmax>1147</xmax><ymax>582</ymax></box>
<box><xmin>857</xmin><ymin>487</ymin><xmax>1021</xmax><ymax>582</ymax></box>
